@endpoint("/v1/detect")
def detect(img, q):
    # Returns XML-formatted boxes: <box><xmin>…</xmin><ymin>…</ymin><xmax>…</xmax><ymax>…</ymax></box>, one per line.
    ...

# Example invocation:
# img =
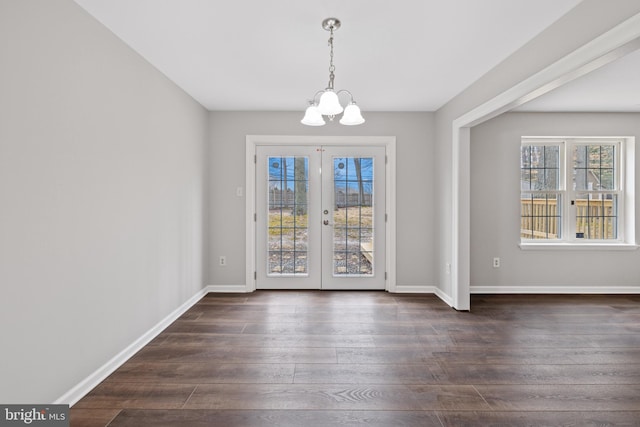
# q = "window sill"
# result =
<box><xmin>519</xmin><ymin>242</ymin><xmax>639</xmax><ymax>251</ymax></box>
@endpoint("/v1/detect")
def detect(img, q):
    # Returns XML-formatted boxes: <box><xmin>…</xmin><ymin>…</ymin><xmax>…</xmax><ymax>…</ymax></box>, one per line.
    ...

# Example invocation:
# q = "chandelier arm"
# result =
<box><xmin>308</xmin><ymin>90</ymin><xmax>326</xmax><ymax>105</ymax></box>
<box><xmin>336</xmin><ymin>89</ymin><xmax>356</xmax><ymax>103</ymax></box>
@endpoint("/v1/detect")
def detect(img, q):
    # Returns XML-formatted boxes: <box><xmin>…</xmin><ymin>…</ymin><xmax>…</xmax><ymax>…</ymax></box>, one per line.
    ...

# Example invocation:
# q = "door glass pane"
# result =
<box><xmin>267</xmin><ymin>156</ymin><xmax>309</xmax><ymax>275</ymax></box>
<box><xmin>332</xmin><ymin>157</ymin><xmax>374</xmax><ymax>275</ymax></box>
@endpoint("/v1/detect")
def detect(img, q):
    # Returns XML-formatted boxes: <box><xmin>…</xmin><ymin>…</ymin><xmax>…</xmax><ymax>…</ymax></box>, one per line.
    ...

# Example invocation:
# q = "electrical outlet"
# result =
<box><xmin>219</xmin><ymin>256</ymin><xmax>226</xmax><ymax>266</ymax></box>
<box><xmin>493</xmin><ymin>257</ymin><xmax>500</xmax><ymax>268</ymax></box>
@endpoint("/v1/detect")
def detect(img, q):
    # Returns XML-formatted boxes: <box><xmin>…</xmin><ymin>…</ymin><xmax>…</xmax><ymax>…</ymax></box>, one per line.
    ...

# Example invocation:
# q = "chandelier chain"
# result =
<box><xmin>327</xmin><ymin>26</ymin><xmax>335</xmax><ymax>89</ymax></box>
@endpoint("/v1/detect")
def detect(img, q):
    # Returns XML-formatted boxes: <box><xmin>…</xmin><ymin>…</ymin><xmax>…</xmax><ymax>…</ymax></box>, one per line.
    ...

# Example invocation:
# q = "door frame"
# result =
<box><xmin>246</xmin><ymin>135</ymin><xmax>396</xmax><ymax>292</ymax></box>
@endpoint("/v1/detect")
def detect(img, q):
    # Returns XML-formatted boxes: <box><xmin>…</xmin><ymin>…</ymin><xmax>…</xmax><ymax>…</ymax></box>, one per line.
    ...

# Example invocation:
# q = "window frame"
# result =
<box><xmin>520</xmin><ymin>136</ymin><xmax>636</xmax><ymax>249</ymax></box>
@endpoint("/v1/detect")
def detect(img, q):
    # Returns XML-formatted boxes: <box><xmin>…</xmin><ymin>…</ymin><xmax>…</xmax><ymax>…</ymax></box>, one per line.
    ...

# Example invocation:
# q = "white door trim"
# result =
<box><xmin>450</xmin><ymin>12</ymin><xmax>640</xmax><ymax>311</ymax></box>
<box><xmin>246</xmin><ymin>135</ymin><xmax>396</xmax><ymax>293</ymax></box>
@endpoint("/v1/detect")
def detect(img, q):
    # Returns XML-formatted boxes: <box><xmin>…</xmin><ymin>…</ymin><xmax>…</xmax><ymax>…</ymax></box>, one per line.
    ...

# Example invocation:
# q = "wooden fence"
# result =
<box><xmin>521</xmin><ymin>198</ymin><xmax>615</xmax><ymax>239</ymax></box>
<box><xmin>269</xmin><ymin>189</ymin><xmax>372</xmax><ymax>209</ymax></box>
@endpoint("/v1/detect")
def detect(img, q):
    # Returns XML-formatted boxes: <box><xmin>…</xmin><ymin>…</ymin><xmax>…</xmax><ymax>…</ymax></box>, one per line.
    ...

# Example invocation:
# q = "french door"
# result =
<box><xmin>256</xmin><ymin>145</ymin><xmax>386</xmax><ymax>289</ymax></box>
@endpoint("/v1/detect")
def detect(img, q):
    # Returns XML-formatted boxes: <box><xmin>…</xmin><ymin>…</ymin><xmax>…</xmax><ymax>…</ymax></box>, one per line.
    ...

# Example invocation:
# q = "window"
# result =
<box><xmin>521</xmin><ymin>137</ymin><xmax>633</xmax><ymax>245</ymax></box>
<box><xmin>520</xmin><ymin>144</ymin><xmax>562</xmax><ymax>239</ymax></box>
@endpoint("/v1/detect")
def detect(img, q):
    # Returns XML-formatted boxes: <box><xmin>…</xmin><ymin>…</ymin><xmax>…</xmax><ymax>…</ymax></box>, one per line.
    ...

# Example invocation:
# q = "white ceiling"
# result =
<box><xmin>73</xmin><ymin>0</ymin><xmax>584</xmax><ymax>112</ymax></box>
<box><xmin>515</xmin><ymin>47</ymin><xmax>640</xmax><ymax>112</ymax></box>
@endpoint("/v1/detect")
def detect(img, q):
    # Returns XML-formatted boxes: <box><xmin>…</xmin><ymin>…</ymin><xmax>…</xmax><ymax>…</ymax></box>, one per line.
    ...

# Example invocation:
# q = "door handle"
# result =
<box><xmin>323</xmin><ymin>220</ymin><xmax>330</xmax><ymax>226</ymax></box>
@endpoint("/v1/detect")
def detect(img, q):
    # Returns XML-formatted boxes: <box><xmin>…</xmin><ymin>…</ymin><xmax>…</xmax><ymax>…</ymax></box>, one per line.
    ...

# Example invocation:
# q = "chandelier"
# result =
<box><xmin>301</xmin><ymin>18</ymin><xmax>365</xmax><ymax>126</ymax></box>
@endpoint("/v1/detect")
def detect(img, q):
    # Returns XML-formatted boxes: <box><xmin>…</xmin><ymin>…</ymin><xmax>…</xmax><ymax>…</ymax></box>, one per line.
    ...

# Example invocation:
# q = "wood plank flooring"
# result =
<box><xmin>71</xmin><ymin>292</ymin><xmax>640</xmax><ymax>426</ymax></box>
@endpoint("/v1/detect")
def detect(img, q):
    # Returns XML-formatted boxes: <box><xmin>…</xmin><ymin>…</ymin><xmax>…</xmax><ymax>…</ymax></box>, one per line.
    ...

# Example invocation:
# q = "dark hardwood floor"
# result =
<box><xmin>71</xmin><ymin>292</ymin><xmax>640</xmax><ymax>426</ymax></box>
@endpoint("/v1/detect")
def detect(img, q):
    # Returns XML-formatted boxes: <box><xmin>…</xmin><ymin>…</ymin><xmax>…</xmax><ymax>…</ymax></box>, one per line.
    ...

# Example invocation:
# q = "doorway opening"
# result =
<box><xmin>246</xmin><ymin>136</ymin><xmax>396</xmax><ymax>292</ymax></box>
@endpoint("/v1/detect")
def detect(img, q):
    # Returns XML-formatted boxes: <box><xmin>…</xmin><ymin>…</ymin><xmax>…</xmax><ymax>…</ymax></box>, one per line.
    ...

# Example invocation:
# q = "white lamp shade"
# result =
<box><xmin>301</xmin><ymin>105</ymin><xmax>326</xmax><ymax>126</ymax></box>
<box><xmin>317</xmin><ymin>90</ymin><xmax>344</xmax><ymax>115</ymax></box>
<box><xmin>339</xmin><ymin>103</ymin><xmax>365</xmax><ymax>125</ymax></box>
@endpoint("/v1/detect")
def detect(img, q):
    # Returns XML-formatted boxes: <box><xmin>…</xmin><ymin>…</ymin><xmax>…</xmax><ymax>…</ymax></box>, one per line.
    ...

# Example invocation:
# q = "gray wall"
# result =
<box><xmin>208</xmin><ymin>111</ymin><xmax>435</xmax><ymax>288</ymax></box>
<box><xmin>0</xmin><ymin>0</ymin><xmax>208</xmax><ymax>403</ymax></box>
<box><xmin>470</xmin><ymin>112</ymin><xmax>640</xmax><ymax>288</ymax></box>
<box><xmin>434</xmin><ymin>0</ymin><xmax>640</xmax><ymax>299</ymax></box>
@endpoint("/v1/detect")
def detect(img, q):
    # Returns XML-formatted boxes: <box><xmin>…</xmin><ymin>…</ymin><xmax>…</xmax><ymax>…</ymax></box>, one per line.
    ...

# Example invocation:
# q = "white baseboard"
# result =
<box><xmin>392</xmin><ymin>285</ymin><xmax>454</xmax><ymax>307</ymax></box>
<box><xmin>434</xmin><ymin>288</ymin><xmax>454</xmax><ymax>306</ymax></box>
<box><xmin>206</xmin><ymin>284</ymin><xmax>251</xmax><ymax>293</ymax></box>
<box><xmin>471</xmin><ymin>286</ymin><xmax>640</xmax><ymax>294</ymax></box>
<box><xmin>57</xmin><ymin>286</ymin><xmax>209</xmax><ymax>407</ymax></box>
<box><xmin>393</xmin><ymin>285</ymin><xmax>437</xmax><ymax>293</ymax></box>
